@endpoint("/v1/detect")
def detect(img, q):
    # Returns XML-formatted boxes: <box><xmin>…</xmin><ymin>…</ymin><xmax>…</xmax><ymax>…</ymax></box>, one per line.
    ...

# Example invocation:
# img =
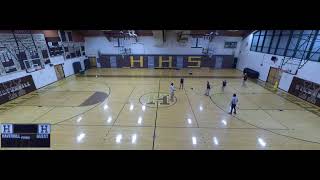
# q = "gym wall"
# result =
<box><xmin>84</xmin><ymin>33</ymin><xmax>242</xmax><ymax>57</ymax></box>
<box><xmin>237</xmin><ymin>32</ymin><xmax>320</xmax><ymax>93</ymax></box>
<box><xmin>98</xmin><ymin>54</ymin><xmax>235</xmax><ymax>69</ymax></box>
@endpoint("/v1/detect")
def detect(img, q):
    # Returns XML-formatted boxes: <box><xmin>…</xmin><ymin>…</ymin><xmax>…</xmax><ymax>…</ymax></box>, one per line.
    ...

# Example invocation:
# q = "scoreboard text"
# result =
<box><xmin>1</xmin><ymin>124</ymin><xmax>51</xmax><ymax>148</ymax></box>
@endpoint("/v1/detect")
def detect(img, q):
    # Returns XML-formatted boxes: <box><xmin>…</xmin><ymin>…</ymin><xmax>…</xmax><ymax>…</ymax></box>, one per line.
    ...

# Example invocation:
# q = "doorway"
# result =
<box><xmin>54</xmin><ymin>64</ymin><xmax>65</xmax><ymax>80</ymax></box>
<box><xmin>215</xmin><ymin>56</ymin><xmax>223</xmax><ymax>69</ymax></box>
<box><xmin>89</xmin><ymin>57</ymin><xmax>97</xmax><ymax>67</ymax></box>
<box><xmin>267</xmin><ymin>67</ymin><xmax>281</xmax><ymax>86</ymax></box>
<box><xmin>110</xmin><ymin>56</ymin><xmax>117</xmax><ymax>68</ymax></box>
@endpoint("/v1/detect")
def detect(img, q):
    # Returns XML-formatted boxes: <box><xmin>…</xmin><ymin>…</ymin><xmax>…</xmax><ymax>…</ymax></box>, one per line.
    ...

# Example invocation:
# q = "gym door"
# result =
<box><xmin>89</xmin><ymin>57</ymin><xmax>97</xmax><ymax>67</ymax></box>
<box><xmin>54</xmin><ymin>64</ymin><xmax>65</xmax><ymax>80</ymax></box>
<box><xmin>215</xmin><ymin>56</ymin><xmax>223</xmax><ymax>69</ymax></box>
<box><xmin>267</xmin><ymin>67</ymin><xmax>281</xmax><ymax>86</ymax></box>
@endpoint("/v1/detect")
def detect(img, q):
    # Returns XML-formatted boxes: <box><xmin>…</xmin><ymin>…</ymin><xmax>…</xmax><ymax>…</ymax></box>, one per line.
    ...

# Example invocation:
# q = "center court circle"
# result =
<box><xmin>139</xmin><ymin>92</ymin><xmax>177</xmax><ymax>108</ymax></box>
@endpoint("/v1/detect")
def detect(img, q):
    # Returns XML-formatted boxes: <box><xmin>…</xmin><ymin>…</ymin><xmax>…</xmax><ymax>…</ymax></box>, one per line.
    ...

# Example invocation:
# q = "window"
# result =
<box><xmin>309</xmin><ymin>36</ymin><xmax>320</xmax><ymax>61</ymax></box>
<box><xmin>251</xmin><ymin>34</ymin><xmax>259</xmax><ymax>51</ymax></box>
<box><xmin>274</xmin><ymin>30</ymin><xmax>281</xmax><ymax>35</ymax></box>
<box><xmin>266</xmin><ymin>30</ymin><xmax>273</xmax><ymax>35</ymax></box>
<box><xmin>269</xmin><ymin>35</ymin><xmax>279</xmax><ymax>54</ymax></box>
<box><xmin>286</xmin><ymin>35</ymin><xmax>299</xmax><ymax>57</ymax></box>
<box><xmin>275</xmin><ymin>31</ymin><xmax>290</xmax><ymax>56</ymax></box>
<box><xmin>250</xmin><ymin>30</ymin><xmax>320</xmax><ymax>62</ymax></box>
<box><xmin>262</xmin><ymin>30</ymin><xmax>273</xmax><ymax>53</ymax></box>
<box><xmin>295</xmin><ymin>30</ymin><xmax>315</xmax><ymax>59</ymax></box>
<box><xmin>225</xmin><ymin>42</ymin><xmax>237</xmax><ymax>48</ymax></box>
<box><xmin>256</xmin><ymin>30</ymin><xmax>266</xmax><ymax>52</ymax></box>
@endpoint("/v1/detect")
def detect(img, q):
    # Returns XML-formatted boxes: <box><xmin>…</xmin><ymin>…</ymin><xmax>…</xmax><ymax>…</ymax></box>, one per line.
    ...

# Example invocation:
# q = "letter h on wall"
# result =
<box><xmin>130</xmin><ymin>56</ymin><xmax>143</xmax><ymax>68</ymax></box>
<box><xmin>158</xmin><ymin>56</ymin><xmax>172</xmax><ymax>68</ymax></box>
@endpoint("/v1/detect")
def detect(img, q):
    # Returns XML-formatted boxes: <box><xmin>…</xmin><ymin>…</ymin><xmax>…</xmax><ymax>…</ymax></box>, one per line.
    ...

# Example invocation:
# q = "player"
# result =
<box><xmin>229</xmin><ymin>93</ymin><xmax>239</xmax><ymax>115</ymax></box>
<box><xmin>222</xmin><ymin>80</ymin><xmax>227</xmax><ymax>91</ymax></box>
<box><xmin>242</xmin><ymin>73</ymin><xmax>248</xmax><ymax>86</ymax></box>
<box><xmin>179</xmin><ymin>77</ymin><xmax>184</xmax><ymax>90</ymax></box>
<box><xmin>205</xmin><ymin>81</ymin><xmax>211</xmax><ymax>96</ymax></box>
<box><xmin>169</xmin><ymin>82</ymin><xmax>176</xmax><ymax>102</ymax></box>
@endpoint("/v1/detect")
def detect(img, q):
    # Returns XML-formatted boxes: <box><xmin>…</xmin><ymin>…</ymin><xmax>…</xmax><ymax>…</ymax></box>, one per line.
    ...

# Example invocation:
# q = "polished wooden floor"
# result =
<box><xmin>84</xmin><ymin>68</ymin><xmax>243</xmax><ymax>78</ymax></box>
<box><xmin>1</xmin><ymin>68</ymin><xmax>320</xmax><ymax>150</ymax></box>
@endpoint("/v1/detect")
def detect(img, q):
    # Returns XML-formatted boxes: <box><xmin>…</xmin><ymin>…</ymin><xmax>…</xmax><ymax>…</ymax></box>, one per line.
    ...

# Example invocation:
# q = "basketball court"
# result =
<box><xmin>1</xmin><ymin>68</ymin><xmax>320</xmax><ymax>150</ymax></box>
<box><xmin>1</xmin><ymin>30</ymin><xmax>320</xmax><ymax>150</ymax></box>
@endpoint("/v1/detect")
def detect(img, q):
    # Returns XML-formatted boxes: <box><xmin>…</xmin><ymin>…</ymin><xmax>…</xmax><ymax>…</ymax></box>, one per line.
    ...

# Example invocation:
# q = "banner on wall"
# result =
<box><xmin>288</xmin><ymin>77</ymin><xmax>320</xmax><ymax>107</ymax></box>
<box><xmin>0</xmin><ymin>75</ymin><xmax>36</xmax><ymax>105</ymax></box>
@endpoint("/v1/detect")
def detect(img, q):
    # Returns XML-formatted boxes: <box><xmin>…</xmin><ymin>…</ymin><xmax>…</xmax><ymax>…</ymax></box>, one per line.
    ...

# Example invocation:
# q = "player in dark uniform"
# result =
<box><xmin>179</xmin><ymin>78</ymin><xmax>184</xmax><ymax>89</ymax></box>
<box><xmin>222</xmin><ymin>80</ymin><xmax>227</xmax><ymax>91</ymax></box>
<box><xmin>205</xmin><ymin>81</ymin><xmax>211</xmax><ymax>96</ymax></box>
<box><xmin>242</xmin><ymin>73</ymin><xmax>248</xmax><ymax>86</ymax></box>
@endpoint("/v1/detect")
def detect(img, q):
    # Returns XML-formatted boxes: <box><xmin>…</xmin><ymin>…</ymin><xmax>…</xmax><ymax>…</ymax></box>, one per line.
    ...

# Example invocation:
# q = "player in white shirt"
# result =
<box><xmin>229</xmin><ymin>93</ymin><xmax>239</xmax><ymax>114</ymax></box>
<box><xmin>169</xmin><ymin>82</ymin><xmax>176</xmax><ymax>102</ymax></box>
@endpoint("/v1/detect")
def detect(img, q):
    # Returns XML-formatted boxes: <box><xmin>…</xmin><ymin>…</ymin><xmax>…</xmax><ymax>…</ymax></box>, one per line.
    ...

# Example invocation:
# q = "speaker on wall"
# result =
<box><xmin>271</xmin><ymin>56</ymin><xmax>278</xmax><ymax>62</ymax></box>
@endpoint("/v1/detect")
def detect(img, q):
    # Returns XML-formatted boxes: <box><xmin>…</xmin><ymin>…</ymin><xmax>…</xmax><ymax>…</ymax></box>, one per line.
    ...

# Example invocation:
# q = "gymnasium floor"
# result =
<box><xmin>1</xmin><ymin>68</ymin><xmax>320</xmax><ymax>150</ymax></box>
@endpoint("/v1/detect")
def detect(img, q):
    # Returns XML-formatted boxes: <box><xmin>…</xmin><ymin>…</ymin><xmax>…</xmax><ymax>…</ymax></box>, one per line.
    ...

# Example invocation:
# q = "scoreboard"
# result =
<box><xmin>1</xmin><ymin>124</ymin><xmax>51</xmax><ymax>148</ymax></box>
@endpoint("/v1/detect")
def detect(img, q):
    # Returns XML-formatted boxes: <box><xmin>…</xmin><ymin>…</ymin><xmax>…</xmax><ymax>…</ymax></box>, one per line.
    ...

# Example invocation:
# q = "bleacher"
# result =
<box><xmin>243</xmin><ymin>67</ymin><xmax>259</xmax><ymax>79</ymax></box>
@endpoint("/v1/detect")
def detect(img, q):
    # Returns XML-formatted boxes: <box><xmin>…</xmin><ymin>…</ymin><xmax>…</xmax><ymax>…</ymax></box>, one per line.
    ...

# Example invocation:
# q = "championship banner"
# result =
<box><xmin>0</xmin><ymin>75</ymin><xmax>36</xmax><ymax>105</ymax></box>
<box><xmin>288</xmin><ymin>77</ymin><xmax>320</xmax><ymax>107</ymax></box>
